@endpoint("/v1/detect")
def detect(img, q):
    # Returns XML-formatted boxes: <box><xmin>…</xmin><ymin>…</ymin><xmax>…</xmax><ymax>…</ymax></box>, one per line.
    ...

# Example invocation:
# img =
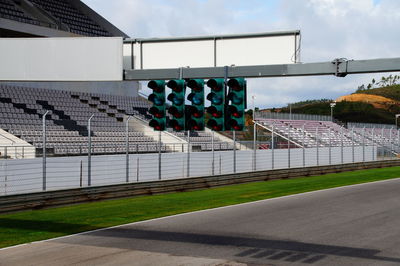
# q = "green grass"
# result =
<box><xmin>1</xmin><ymin>166</ymin><xmax>400</xmax><ymax>248</ymax></box>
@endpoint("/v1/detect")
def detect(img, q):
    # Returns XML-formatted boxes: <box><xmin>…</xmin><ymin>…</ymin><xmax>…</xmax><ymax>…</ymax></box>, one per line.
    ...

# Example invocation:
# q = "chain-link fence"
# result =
<box><xmin>1</xmin><ymin>122</ymin><xmax>398</xmax><ymax>196</ymax></box>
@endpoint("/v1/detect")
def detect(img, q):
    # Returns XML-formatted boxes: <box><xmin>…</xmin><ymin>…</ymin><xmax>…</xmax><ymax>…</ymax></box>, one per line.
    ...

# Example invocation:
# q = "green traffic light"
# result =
<box><xmin>148</xmin><ymin>80</ymin><xmax>166</xmax><ymax>131</ymax></box>
<box><xmin>167</xmin><ymin>79</ymin><xmax>186</xmax><ymax>131</ymax></box>
<box><xmin>187</xmin><ymin>79</ymin><xmax>205</xmax><ymax>131</ymax></box>
<box><xmin>226</xmin><ymin>78</ymin><xmax>246</xmax><ymax>131</ymax></box>
<box><xmin>206</xmin><ymin>78</ymin><xmax>225</xmax><ymax>131</ymax></box>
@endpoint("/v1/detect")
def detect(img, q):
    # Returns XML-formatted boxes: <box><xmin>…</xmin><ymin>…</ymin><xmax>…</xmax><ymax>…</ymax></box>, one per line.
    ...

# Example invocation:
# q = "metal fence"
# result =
<box><xmin>348</xmin><ymin>122</ymin><xmax>396</xmax><ymax>129</ymax></box>
<box><xmin>255</xmin><ymin>111</ymin><xmax>332</xmax><ymax>121</ymax></box>
<box><xmin>0</xmin><ymin>122</ymin><xmax>397</xmax><ymax>196</ymax></box>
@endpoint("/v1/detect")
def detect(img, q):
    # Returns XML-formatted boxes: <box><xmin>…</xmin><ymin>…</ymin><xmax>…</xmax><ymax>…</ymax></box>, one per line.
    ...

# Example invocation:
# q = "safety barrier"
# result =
<box><xmin>1</xmin><ymin>159</ymin><xmax>399</xmax><ymax>213</ymax></box>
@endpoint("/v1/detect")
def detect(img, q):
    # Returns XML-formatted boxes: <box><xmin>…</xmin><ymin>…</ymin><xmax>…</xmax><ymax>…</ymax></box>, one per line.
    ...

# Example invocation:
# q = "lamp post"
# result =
<box><xmin>252</xmin><ymin>95</ymin><xmax>256</xmax><ymax>171</ymax></box>
<box><xmin>252</xmin><ymin>95</ymin><xmax>256</xmax><ymax>120</ymax></box>
<box><xmin>330</xmin><ymin>101</ymin><xmax>336</xmax><ymax>122</ymax></box>
<box><xmin>396</xmin><ymin>114</ymin><xmax>400</xmax><ymax>128</ymax></box>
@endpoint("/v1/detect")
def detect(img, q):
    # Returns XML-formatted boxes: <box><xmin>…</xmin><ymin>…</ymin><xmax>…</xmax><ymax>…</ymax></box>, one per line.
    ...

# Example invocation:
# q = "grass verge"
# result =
<box><xmin>1</xmin><ymin>166</ymin><xmax>400</xmax><ymax>248</ymax></box>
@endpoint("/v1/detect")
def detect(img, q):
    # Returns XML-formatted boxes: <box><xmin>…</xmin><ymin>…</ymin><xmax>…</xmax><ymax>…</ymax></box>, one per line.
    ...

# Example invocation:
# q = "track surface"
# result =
<box><xmin>1</xmin><ymin>178</ymin><xmax>400</xmax><ymax>265</ymax></box>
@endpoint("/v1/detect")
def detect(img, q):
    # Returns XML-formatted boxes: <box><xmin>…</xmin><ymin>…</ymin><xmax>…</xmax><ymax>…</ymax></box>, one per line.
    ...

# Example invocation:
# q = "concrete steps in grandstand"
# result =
<box><xmin>0</xmin><ymin>128</ymin><xmax>35</xmax><ymax>159</ymax></box>
<box><xmin>126</xmin><ymin>116</ymin><xmax>187</xmax><ymax>152</ymax></box>
<box><xmin>204</xmin><ymin>127</ymin><xmax>245</xmax><ymax>151</ymax></box>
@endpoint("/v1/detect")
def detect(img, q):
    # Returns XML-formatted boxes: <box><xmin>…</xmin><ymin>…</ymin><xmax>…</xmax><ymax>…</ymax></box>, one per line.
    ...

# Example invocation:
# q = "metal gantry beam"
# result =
<box><xmin>124</xmin><ymin>57</ymin><xmax>400</xmax><ymax>80</ymax></box>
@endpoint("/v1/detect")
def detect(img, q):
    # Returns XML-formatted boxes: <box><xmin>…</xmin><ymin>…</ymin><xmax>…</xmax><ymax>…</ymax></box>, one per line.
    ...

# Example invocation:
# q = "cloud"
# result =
<box><xmin>83</xmin><ymin>0</ymin><xmax>400</xmax><ymax>109</ymax></box>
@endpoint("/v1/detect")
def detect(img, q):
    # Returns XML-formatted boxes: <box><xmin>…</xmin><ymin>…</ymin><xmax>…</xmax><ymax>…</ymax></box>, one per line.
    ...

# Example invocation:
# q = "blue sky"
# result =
<box><xmin>82</xmin><ymin>0</ymin><xmax>400</xmax><ymax>109</ymax></box>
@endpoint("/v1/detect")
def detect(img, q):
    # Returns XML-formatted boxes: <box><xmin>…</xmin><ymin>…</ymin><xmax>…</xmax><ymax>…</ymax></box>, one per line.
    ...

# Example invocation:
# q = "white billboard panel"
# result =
<box><xmin>0</xmin><ymin>37</ymin><xmax>123</xmax><ymax>81</ymax></box>
<box><xmin>142</xmin><ymin>40</ymin><xmax>214</xmax><ymax>69</ymax></box>
<box><xmin>123</xmin><ymin>31</ymin><xmax>300</xmax><ymax>70</ymax></box>
<box><xmin>217</xmin><ymin>35</ymin><xmax>296</xmax><ymax>66</ymax></box>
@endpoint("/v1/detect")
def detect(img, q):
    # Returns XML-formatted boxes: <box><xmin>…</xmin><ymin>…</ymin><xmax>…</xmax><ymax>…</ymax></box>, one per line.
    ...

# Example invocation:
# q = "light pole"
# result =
<box><xmin>252</xmin><ymin>95</ymin><xmax>256</xmax><ymax>120</ymax></box>
<box><xmin>396</xmin><ymin>114</ymin><xmax>400</xmax><ymax>128</ymax></box>
<box><xmin>252</xmin><ymin>95</ymin><xmax>256</xmax><ymax>171</ymax></box>
<box><xmin>330</xmin><ymin>101</ymin><xmax>336</xmax><ymax>122</ymax></box>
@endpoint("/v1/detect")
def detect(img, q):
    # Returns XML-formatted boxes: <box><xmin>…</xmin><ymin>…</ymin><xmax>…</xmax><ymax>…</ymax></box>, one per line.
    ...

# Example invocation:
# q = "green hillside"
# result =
<box><xmin>284</xmin><ymin>101</ymin><xmax>398</xmax><ymax>124</ymax></box>
<box><xmin>355</xmin><ymin>84</ymin><xmax>400</xmax><ymax>101</ymax></box>
<box><xmin>265</xmin><ymin>78</ymin><xmax>400</xmax><ymax>125</ymax></box>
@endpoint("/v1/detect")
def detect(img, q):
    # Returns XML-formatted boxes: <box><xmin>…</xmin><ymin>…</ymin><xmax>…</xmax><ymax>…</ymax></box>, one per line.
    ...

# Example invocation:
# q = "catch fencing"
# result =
<box><xmin>0</xmin><ymin>141</ymin><xmax>388</xmax><ymax>196</ymax></box>
<box><xmin>0</xmin><ymin>117</ymin><xmax>398</xmax><ymax>196</ymax></box>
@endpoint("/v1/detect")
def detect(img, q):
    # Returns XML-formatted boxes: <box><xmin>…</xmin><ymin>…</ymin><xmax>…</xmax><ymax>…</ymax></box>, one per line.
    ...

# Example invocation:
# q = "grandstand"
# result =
<box><xmin>256</xmin><ymin>117</ymin><xmax>400</xmax><ymax>155</ymax></box>
<box><xmin>0</xmin><ymin>84</ymin><xmax>232</xmax><ymax>156</ymax></box>
<box><xmin>0</xmin><ymin>84</ymin><xmax>160</xmax><ymax>154</ymax></box>
<box><xmin>0</xmin><ymin>0</ymin><xmax>128</xmax><ymax>37</ymax></box>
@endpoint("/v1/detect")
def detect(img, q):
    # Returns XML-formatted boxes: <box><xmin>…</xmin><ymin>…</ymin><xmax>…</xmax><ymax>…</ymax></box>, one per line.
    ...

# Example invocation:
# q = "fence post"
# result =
<box><xmin>87</xmin><ymin>114</ymin><xmax>94</xmax><ymax>187</ymax></box>
<box><xmin>302</xmin><ymin>123</ymin><xmax>305</xmax><ymax>167</ymax></box>
<box><xmin>287</xmin><ymin>126</ymin><xmax>291</xmax><ymax>168</ymax></box>
<box><xmin>372</xmin><ymin>127</ymin><xmax>376</xmax><ymax>161</ymax></box>
<box><xmin>389</xmin><ymin>127</ymin><xmax>393</xmax><ymax>155</ymax></box>
<box><xmin>398</xmin><ymin>129</ymin><xmax>400</xmax><ymax>154</ymax></box>
<box><xmin>158</xmin><ymin>131</ymin><xmax>162</xmax><ymax>180</ymax></box>
<box><xmin>233</xmin><ymin>130</ymin><xmax>237</xmax><ymax>173</ymax></box>
<box><xmin>316</xmin><ymin>127</ymin><xmax>319</xmax><ymax>166</ymax></box>
<box><xmin>351</xmin><ymin>127</ymin><xmax>355</xmax><ymax>163</ymax></box>
<box><xmin>4</xmin><ymin>159</ymin><xmax>7</xmax><ymax>195</ymax></box>
<box><xmin>126</xmin><ymin>116</ymin><xmax>132</xmax><ymax>183</ymax></box>
<box><xmin>42</xmin><ymin>110</ymin><xmax>49</xmax><ymax>191</ymax></box>
<box><xmin>80</xmin><ymin>160</ymin><xmax>83</xmax><ymax>187</ymax></box>
<box><xmin>187</xmin><ymin>130</ymin><xmax>190</xmax><ymax>177</ymax></box>
<box><xmin>136</xmin><ymin>157</ymin><xmax>140</xmax><ymax>182</ymax></box>
<box><xmin>271</xmin><ymin>123</ymin><xmax>275</xmax><ymax>170</ymax></box>
<box><xmin>253</xmin><ymin>122</ymin><xmax>257</xmax><ymax>171</ymax></box>
<box><xmin>211</xmin><ymin>130</ymin><xmax>215</xmax><ymax>175</ymax></box>
<box><xmin>381</xmin><ymin>127</ymin><xmax>385</xmax><ymax>159</ymax></box>
<box><xmin>341</xmin><ymin>127</ymin><xmax>344</xmax><ymax>164</ymax></box>
<box><xmin>219</xmin><ymin>154</ymin><xmax>222</xmax><ymax>174</ymax></box>
<box><xmin>363</xmin><ymin>127</ymin><xmax>366</xmax><ymax>162</ymax></box>
<box><xmin>329</xmin><ymin>127</ymin><xmax>332</xmax><ymax>165</ymax></box>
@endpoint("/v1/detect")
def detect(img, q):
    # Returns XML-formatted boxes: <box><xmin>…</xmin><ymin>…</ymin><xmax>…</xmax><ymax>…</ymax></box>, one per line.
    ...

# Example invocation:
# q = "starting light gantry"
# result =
<box><xmin>135</xmin><ymin>57</ymin><xmax>400</xmax><ymax>132</ymax></box>
<box><xmin>148</xmin><ymin>77</ymin><xmax>247</xmax><ymax>132</ymax></box>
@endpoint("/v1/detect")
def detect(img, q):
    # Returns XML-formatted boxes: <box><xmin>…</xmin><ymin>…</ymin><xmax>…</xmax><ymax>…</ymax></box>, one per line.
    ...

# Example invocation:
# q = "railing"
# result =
<box><xmin>348</xmin><ymin>122</ymin><xmax>396</xmax><ymax>129</ymax></box>
<box><xmin>0</xmin><ymin>145</ymin><xmax>35</xmax><ymax>159</ymax></box>
<box><xmin>255</xmin><ymin>112</ymin><xmax>331</xmax><ymax>121</ymax></box>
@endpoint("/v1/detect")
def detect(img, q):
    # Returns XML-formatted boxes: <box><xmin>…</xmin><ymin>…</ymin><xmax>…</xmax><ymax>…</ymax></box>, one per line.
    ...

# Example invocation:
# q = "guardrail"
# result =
<box><xmin>1</xmin><ymin>159</ymin><xmax>399</xmax><ymax>213</ymax></box>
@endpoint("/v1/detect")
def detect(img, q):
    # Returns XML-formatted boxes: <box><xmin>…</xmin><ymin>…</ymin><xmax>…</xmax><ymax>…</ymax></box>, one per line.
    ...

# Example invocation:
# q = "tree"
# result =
<box><xmin>376</xmin><ymin>75</ymin><xmax>399</xmax><ymax>87</ymax></box>
<box><xmin>356</xmin><ymin>84</ymin><xmax>365</xmax><ymax>92</ymax></box>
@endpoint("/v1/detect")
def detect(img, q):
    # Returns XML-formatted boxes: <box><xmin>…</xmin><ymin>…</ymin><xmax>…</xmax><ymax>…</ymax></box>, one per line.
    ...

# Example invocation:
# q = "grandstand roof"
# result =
<box><xmin>0</xmin><ymin>0</ymin><xmax>129</xmax><ymax>38</ymax></box>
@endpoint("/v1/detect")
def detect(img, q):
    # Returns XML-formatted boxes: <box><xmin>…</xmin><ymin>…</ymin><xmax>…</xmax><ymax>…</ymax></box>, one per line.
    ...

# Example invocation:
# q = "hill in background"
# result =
<box><xmin>259</xmin><ymin>75</ymin><xmax>400</xmax><ymax>125</ymax></box>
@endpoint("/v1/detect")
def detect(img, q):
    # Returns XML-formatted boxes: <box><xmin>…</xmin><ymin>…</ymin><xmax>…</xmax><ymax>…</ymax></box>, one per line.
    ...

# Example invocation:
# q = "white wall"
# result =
<box><xmin>0</xmin><ymin>37</ymin><xmax>123</xmax><ymax>81</ymax></box>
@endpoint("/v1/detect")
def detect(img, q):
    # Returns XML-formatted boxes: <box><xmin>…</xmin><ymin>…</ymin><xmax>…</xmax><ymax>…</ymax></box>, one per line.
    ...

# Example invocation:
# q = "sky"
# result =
<box><xmin>82</xmin><ymin>0</ymin><xmax>400</xmax><ymax>109</ymax></box>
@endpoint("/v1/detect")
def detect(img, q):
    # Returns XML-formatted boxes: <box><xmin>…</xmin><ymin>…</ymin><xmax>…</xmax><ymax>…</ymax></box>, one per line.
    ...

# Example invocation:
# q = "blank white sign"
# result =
<box><xmin>0</xmin><ymin>37</ymin><xmax>123</xmax><ymax>81</ymax></box>
<box><xmin>123</xmin><ymin>32</ymin><xmax>300</xmax><ymax>70</ymax></box>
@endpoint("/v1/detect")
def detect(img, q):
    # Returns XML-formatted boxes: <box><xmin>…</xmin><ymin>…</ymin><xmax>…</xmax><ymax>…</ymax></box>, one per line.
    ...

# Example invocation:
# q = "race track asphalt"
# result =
<box><xmin>1</xmin><ymin>178</ymin><xmax>400</xmax><ymax>266</ymax></box>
